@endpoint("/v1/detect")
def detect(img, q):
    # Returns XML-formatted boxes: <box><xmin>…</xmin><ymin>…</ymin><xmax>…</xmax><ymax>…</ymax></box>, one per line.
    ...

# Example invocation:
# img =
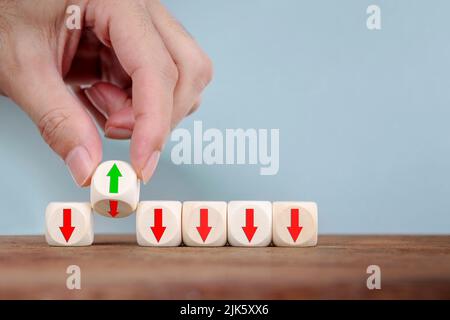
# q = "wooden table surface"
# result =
<box><xmin>0</xmin><ymin>235</ymin><xmax>449</xmax><ymax>299</ymax></box>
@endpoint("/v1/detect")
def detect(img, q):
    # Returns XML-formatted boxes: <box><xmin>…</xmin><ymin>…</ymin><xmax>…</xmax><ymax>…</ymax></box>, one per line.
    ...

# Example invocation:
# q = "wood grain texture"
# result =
<box><xmin>0</xmin><ymin>235</ymin><xmax>449</xmax><ymax>299</ymax></box>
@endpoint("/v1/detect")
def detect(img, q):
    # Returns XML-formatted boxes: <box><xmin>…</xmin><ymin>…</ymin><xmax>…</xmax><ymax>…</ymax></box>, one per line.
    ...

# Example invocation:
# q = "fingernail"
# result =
<box><xmin>65</xmin><ymin>146</ymin><xmax>94</xmax><ymax>187</ymax></box>
<box><xmin>105</xmin><ymin>127</ymin><xmax>133</xmax><ymax>139</ymax></box>
<box><xmin>141</xmin><ymin>151</ymin><xmax>161</xmax><ymax>184</ymax></box>
<box><xmin>85</xmin><ymin>86</ymin><xmax>106</xmax><ymax>112</ymax></box>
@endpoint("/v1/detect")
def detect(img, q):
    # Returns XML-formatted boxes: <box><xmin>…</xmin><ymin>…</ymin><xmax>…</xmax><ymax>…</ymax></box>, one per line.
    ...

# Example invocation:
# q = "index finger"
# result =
<box><xmin>86</xmin><ymin>0</ymin><xmax>177</xmax><ymax>183</ymax></box>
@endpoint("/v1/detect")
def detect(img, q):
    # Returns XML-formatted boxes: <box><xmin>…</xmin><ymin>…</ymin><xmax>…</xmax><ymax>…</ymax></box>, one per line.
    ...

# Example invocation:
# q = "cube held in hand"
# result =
<box><xmin>90</xmin><ymin>160</ymin><xmax>140</xmax><ymax>218</ymax></box>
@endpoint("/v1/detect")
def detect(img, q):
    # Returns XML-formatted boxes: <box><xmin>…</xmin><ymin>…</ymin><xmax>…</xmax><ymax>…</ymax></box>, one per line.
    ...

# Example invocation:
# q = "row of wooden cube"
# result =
<box><xmin>45</xmin><ymin>201</ymin><xmax>317</xmax><ymax>247</ymax></box>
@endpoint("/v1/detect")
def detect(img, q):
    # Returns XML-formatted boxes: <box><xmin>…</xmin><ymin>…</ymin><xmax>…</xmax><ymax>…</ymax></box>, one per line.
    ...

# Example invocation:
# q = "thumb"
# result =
<box><xmin>9</xmin><ymin>66</ymin><xmax>102</xmax><ymax>187</ymax></box>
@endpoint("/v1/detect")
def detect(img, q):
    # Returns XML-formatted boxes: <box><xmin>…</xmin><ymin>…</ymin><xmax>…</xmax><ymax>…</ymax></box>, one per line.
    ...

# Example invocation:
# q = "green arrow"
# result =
<box><xmin>107</xmin><ymin>163</ymin><xmax>122</xmax><ymax>194</ymax></box>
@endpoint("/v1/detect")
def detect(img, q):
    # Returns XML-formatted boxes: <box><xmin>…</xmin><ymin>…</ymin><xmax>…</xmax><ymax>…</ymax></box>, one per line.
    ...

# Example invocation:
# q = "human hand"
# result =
<box><xmin>0</xmin><ymin>0</ymin><xmax>212</xmax><ymax>186</ymax></box>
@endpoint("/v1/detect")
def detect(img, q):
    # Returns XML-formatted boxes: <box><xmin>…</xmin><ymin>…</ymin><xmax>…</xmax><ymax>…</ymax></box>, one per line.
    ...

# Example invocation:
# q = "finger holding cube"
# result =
<box><xmin>90</xmin><ymin>160</ymin><xmax>140</xmax><ymax>218</ymax></box>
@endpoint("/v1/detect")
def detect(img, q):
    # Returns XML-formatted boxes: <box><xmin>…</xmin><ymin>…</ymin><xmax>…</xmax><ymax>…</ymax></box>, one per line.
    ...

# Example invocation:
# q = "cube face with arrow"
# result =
<box><xmin>90</xmin><ymin>160</ymin><xmax>140</xmax><ymax>218</ymax></box>
<box><xmin>136</xmin><ymin>201</ymin><xmax>182</xmax><ymax>246</ymax></box>
<box><xmin>182</xmin><ymin>202</ymin><xmax>227</xmax><ymax>246</ymax></box>
<box><xmin>227</xmin><ymin>201</ymin><xmax>272</xmax><ymax>247</ymax></box>
<box><xmin>272</xmin><ymin>202</ymin><xmax>318</xmax><ymax>247</ymax></box>
<box><xmin>45</xmin><ymin>202</ymin><xmax>93</xmax><ymax>246</ymax></box>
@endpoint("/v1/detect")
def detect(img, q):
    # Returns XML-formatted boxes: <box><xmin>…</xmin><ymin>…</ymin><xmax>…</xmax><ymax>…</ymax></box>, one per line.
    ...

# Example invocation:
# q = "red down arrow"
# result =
<box><xmin>151</xmin><ymin>208</ymin><xmax>166</xmax><ymax>242</ymax></box>
<box><xmin>108</xmin><ymin>200</ymin><xmax>119</xmax><ymax>217</ymax></box>
<box><xmin>242</xmin><ymin>208</ymin><xmax>258</xmax><ymax>242</ymax></box>
<box><xmin>196</xmin><ymin>208</ymin><xmax>212</xmax><ymax>242</ymax></box>
<box><xmin>287</xmin><ymin>208</ymin><xmax>303</xmax><ymax>242</ymax></box>
<box><xmin>59</xmin><ymin>208</ymin><xmax>75</xmax><ymax>242</ymax></box>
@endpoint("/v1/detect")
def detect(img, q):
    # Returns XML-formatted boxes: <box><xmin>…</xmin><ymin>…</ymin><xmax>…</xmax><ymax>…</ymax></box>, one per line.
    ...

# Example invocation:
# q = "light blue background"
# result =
<box><xmin>1</xmin><ymin>0</ymin><xmax>449</xmax><ymax>234</ymax></box>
